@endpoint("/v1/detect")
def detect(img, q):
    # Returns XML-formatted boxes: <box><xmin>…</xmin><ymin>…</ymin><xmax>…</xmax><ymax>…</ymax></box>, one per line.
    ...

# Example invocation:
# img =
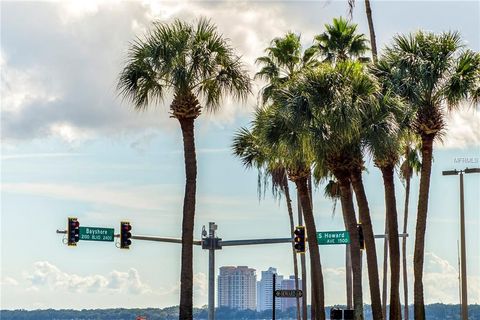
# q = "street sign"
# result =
<box><xmin>274</xmin><ymin>289</ymin><xmax>303</xmax><ymax>298</ymax></box>
<box><xmin>317</xmin><ymin>231</ymin><xmax>350</xmax><ymax>245</ymax></box>
<box><xmin>79</xmin><ymin>227</ymin><xmax>114</xmax><ymax>242</ymax></box>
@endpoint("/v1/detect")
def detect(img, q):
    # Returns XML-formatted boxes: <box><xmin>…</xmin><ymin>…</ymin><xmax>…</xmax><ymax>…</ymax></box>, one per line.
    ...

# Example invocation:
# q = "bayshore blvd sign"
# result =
<box><xmin>79</xmin><ymin>226</ymin><xmax>114</xmax><ymax>242</ymax></box>
<box><xmin>316</xmin><ymin>231</ymin><xmax>350</xmax><ymax>245</ymax></box>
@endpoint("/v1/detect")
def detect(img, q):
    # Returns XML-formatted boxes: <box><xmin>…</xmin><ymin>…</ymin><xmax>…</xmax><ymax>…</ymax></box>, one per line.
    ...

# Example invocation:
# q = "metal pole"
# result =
<box><xmin>298</xmin><ymin>191</ymin><xmax>307</xmax><ymax>320</ymax></box>
<box><xmin>459</xmin><ymin>173</ymin><xmax>468</xmax><ymax>320</ymax></box>
<box><xmin>346</xmin><ymin>243</ymin><xmax>352</xmax><ymax>309</ymax></box>
<box><xmin>208</xmin><ymin>222</ymin><xmax>217</xmax><ymax>320</ymax></box>
<box><xmin>272</xmin><ymin>273</ymin><xmax>276</xmax><ymax>320</ymax></box>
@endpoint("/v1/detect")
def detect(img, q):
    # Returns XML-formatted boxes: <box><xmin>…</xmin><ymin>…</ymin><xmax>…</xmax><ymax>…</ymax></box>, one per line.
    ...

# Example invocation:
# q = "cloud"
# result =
<box><xmin>0</xmin><ymin>182</ymin><xmax>181</xmax><ymax>211</ymax></box>
<box><xmin>438</xmin><ymin>106</ymin><xmax>480</xmax><ymax>149</ymax></box>
<box><xmin>1</xmin><ymin>1</ymin><xmax>285</xmax><ymax>143</ymax></box>
<box><xmin>25</xmin><ymin>261</ymin><xmax>151</xmax><ymax>295</ymax></box>
<box><xmin>1</xmin><ymin>276</ymin><xmax>19</xmax><ymax>287</ymax></box>
<box><xmin>3</xmin><ymin>1</ymin><xmax>478</xmax><ymax>149</ymax></box>
<box><xmin>1</xmin><ymin>152</ymin><xmax>84</xmax><ymax>161</ymax></box>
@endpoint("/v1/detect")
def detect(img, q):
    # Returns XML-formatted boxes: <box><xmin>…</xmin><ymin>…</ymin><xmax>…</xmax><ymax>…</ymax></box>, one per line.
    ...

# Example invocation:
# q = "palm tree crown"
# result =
<box><xmin>118</xmin><ymin>18</ymin><xmax>251</xmax><ymax>118</ymax></box>
<box><xmin>313</xmin><ymin>17</ymin><xmax>369</xmax><ymax>63</ymax></box>
<box><xmin>255</xmin><ymin>32</ymin><xmax>317</xmax><ymax>104</ymax></box>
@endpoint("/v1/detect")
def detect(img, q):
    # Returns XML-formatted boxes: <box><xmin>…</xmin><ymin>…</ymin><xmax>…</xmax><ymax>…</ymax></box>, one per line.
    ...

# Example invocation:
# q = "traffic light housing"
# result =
<box><xmin>293</xmin><ymin>226</ymin><xmax>306</xmax><ymax>253</ymax></box>
<box><xmin>120</xmin><ymin>221</ymin><xmax>132</xmax><ymax>249</ymax></box>
<box><xmin>357</xmin><ymin>223</ymin><xmax>365</xmax><ymax>250</ymax></box>
<box><xmin>67</xmin><ymin>217</ymin><xmax>80</xmax><ymax>246</ymax></box>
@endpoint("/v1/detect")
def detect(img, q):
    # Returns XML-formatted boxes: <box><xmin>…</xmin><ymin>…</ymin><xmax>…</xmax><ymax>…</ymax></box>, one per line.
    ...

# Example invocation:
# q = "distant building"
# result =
<box><xmin>257</xmin><ymin>268</ymin><xmax>302</xmax><ymax>312</ymax></box>
<box><xmin>217</xmin><ymin>266</ymin><xmax>256</xmax><ymax>310</ymax></box>
<box><xmin>279</xmin><ymin>275</ymin><xmax>302</xmax><ymax>312</ymax></box>
<box><xmin>256</xmin><ymin>267</ymin><xmax>283</xmax><ymax>311</ymax></box>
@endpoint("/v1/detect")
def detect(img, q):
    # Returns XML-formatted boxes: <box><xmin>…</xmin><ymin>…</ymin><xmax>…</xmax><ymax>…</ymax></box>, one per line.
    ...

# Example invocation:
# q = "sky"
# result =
<box><xmin>1</xmin><ymin>0</ymin><xmax>480</xmax><ymax>311</ymax></box>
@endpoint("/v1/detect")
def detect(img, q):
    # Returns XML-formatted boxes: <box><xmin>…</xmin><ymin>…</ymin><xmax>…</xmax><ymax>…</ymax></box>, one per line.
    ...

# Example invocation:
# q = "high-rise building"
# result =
<box><xmin>280</xmin><ymin>275</ymin><xmax>302</xmax><ymax>312</ymax></box>
<box><xmin>217</xmin><ymin>266</ymin><xmax>256</xmax><ymax>310</ymax></box>
<box><xmin>257</xmin><ymin>268</ymin><xmax>302</xmax><ymax>312</ymax></box>
<box><xmin>256</xmin><ymin>267</ymin><xmax>283</xmax><ymax>311</ymax></box>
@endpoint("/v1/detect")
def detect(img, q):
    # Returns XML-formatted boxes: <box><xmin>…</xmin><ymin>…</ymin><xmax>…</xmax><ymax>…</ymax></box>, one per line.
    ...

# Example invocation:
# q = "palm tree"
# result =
<box><xmin>313</xmin><ymin>18</ymin><xmax>383</xmax><ymax>319</ymax></box>
<box><xmin>117</xmin><ymin>18</ymin><xmax>251</xmax><ymax>319</ymax></box>
<box><xmin>347</xmin><ymin>0</ymin><xmax>378</xmax><ymax>61</ymax></box>
<box><xmin>302</xmin><ymin>61</ymin><xmax>380</xmax><ymax>320</ymax></box>
<box><xmin>256</xmin><ymin>32</ymin><xmax>317</xmax><ymax>104</ymax></box>
<box><xmin>252</xmin><ymin>102</ymin><xmax>326</xmax><ymax>320</ymax></box>
<box><xmin>313</xmin><ymin>17</ymin><xmax>369</xmax><ymax>63</ymax></box>
<box><xmin>380</xmin><ymin>31</ymin><xmax>480</xmax><ymax>319</ymax></box>
<box><xmin>363</xmin><ymin>87</ymin><xmax>411</xmax><ymax>320</ymax></box>
<box><xmin>232</xmin><ymin>127</ymin><xmax>301</xmax><ymax>320</ymax></box>
<box><xmin>398</xmin><ymin>137</ymin><xmax>421</xmax><ymax>320</ymax></box>
<box><xmin>256</xmin><ymin>32</ymin><xmax>316</xmax><ymax>320</ymax></box>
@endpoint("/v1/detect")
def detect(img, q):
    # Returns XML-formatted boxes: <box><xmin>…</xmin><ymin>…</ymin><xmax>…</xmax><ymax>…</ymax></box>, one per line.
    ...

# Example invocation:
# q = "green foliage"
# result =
<box><xmin>313</xmin><ymin>17</ymin><xmax>370</xmax><ymax>63</ymax></box>
<box><xmin>255</xmin><ymin>32</ymin><xmax>318</xmax><ymax>104</ymax></box>
<box><xmin>118</xmin><ymin>18</ymin><xmax>251</xmax><ymax>112</ymax></box>
<box><xmin>378</xmin><ymin>31</ymin><xmax>480</xmax><ymax>137</ymax></box>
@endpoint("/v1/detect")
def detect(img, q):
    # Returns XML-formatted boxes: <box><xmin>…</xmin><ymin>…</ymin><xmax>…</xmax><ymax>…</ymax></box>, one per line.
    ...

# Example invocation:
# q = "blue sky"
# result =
<box><xmin>1</xmin><ymin>0</ymin><xmax>479</xmax><ymax>310</ymax></box>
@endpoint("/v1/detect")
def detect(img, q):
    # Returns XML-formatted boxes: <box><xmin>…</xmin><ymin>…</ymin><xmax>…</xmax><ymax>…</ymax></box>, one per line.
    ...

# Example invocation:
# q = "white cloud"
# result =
<box><xmin>1</xmin><ymin>54</ymin><xmax>60</xmax><ymax>114</ymax></box>
<box><xmin>1</xmin><ymin>152</ymin><xmax>84</xmax><ymax>161</ymax></box>
<box><xmin>1</xmin><ymin>276</ymin><xmax>19</xmax><ymax>287</ymax></box>
<box><xmin>438</xmin><ymin>106</ymin><xmax>480</xmax><ymax>149</ymax></box>
<box><xmin>25</xmin><ymin>261</ymin><xmax>151</xmax><ymax>295</ymax></box>
<box><xmin>0</xmin><ymin>182</ymin><xmax>181</xmax><ymax>211</ymax></box>
<box><xmin>1</xmin><ymin>0</ymin><xmax>479</xmax><ymax>149</ymax></box>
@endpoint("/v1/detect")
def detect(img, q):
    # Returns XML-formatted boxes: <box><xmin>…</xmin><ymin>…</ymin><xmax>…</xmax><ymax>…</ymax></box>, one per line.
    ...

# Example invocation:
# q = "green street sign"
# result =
<box><xmin>317</xmin><ymin>231</ymin><xmax>350</xmax><ymax>245</ymax></box>
<box><xmin>79</xmin><ymin>227</ymin><xmax>114</xmax><ymax>242</ymax></box>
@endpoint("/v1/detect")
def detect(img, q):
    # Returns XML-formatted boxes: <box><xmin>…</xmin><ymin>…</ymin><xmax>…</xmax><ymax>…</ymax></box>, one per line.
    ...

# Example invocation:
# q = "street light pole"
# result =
<box><xmin>459</xmin><ymin>172</ymin><xmax>467</xmax><ymax>320</ymax></box>
<box><xmin>442</xmin><ymin>167</ymin><xmax>480</xmax><ymax>320</ymax></box>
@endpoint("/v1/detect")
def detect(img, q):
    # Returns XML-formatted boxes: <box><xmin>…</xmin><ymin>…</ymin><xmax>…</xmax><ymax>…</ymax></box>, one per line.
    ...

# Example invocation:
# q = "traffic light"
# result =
<box><xmin>293</xmin><ymin>226</ymin><xmax>306</xmax><ymax>253</ymax></box>
<box><xmin>67</xmin><ymin>217</ymin><xmax>80</xmax><ymax>246</ymax></box>
<box><xmin>357</xmin><ymin>223</ymin><xmax>365</xmax><ymax>250</ymax></box>
<box><xmin>120</xmin><ymin>221</ymin><xmax>132</xmax><ymax>249</ymax></box>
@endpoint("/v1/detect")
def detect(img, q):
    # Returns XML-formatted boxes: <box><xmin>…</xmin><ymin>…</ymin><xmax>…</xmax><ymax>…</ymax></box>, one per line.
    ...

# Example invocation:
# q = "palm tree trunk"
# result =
<box><xmin>178</xmin><ymin>118</ymin><xmax>197</xmax><ymax>320</ymax></box>
<box><xmin>414</xmin><ymin>136</ymin><xmax>434</xmax><ymax>320</ymax></box>
<box><xmin>337</xmin><ymin>175</ymin><xmax>363</xmax><ymax>320</ymax></box>
<box><xmin>402</xmin><ymin>173</ymin><xmax>411</xmax><ymax>320</ymax></box>
<box><xmin>382</xmin><ymin>210</ymin><xmax>388</xmax><ymax>318</ymax></box>
<box><xmin>381</xmin><ymin>165</ymin><xmax>402</xmax><ymax>320</ymax></box>
<box><xmin>350</xmin><ymin>169</ymin><xmax>383</xmax><ymax>320</ymax></box>
<box><xmin>283</xmin><ymin>177</ymin><xmax>301</xmax><ymax>320</ymax></box>
<box><xmin>297</xmin><ymin>191</ymin><xmax>308</xmax><ymax>320</ymax></box>
<box><xmin>295</xmin><ymin>177</ymin><xmax>326</xmax><ymax>320</ymax></box>
<box><xmin>364</xmin><ymin>0</ymin><xmax>378</xmax><ymax>61</ymax></box>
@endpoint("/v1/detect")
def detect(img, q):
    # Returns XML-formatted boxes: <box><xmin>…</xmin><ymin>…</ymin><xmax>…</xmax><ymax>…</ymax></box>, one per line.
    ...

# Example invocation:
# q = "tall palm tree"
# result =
<box><xmin>117</xmin><ymin>19</ymin><xmax>251</xmax><ymax>319</ymax></box>
<box><xmin>380</xmin><ymin>31</ymin><xmax>480</xmax><ymax>319</ymax></box>
<box><xmin>232</xmin><ymin>127</ymin><xmax>301</xmax><ymax>320</ymax></box>
<box><xmin>363</xmin><ymin>88</ymin><xmax>410</xmax><ymax>320</ymax></box>
<box><xmin>313</xmin><ymin>17</ymin><xmax>369</xmax><ymax>63</ymax></box>
<box><xmin>256</xmin><ymin>32</ymin><xmax>316</xmax><ymax>320</ymax></box>
<box><xmin>313</xmin><ymin>19</ymin><xmax>383</xmax><ymax>319</ymax></box>
<box><xmin>253</xmin><ymin>102</ymin><xmax>326</xmax><ymax>320</ymax></box>
<box><xmin>302</xmin><ymin>61</ymin><xmax>380</xmax><ymax>320</ymax></box>
<box><xmin>347</xmin><ymin>0</ymin><xmax>378</xmax><ymax>61</ymax></box>
<box><xmin>398</xmin><ymin>137</ymin><xmax>421</xmax><ymax>320</ymax></box>
<box><xmin>256</xmin><ymin>32</ymin><xmax>317</xmax><ymax>104</ymax></box>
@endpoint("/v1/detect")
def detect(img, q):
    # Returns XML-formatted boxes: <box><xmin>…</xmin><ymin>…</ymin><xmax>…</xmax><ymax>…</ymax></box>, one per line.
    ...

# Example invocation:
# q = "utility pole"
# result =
<box><xmin>207</xmin><ymin>223</ymin><xmax>217</xmax><ymax>320</ymax></box>
<box><xmin>297</xmin><ymin>191</ymin><xmax>308</xmax><ymax>320</ymax></box>
<box><xmin>442</xmin><ymin>167</ymin><xmax>480</xmax><ymax>320</ymax></box>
